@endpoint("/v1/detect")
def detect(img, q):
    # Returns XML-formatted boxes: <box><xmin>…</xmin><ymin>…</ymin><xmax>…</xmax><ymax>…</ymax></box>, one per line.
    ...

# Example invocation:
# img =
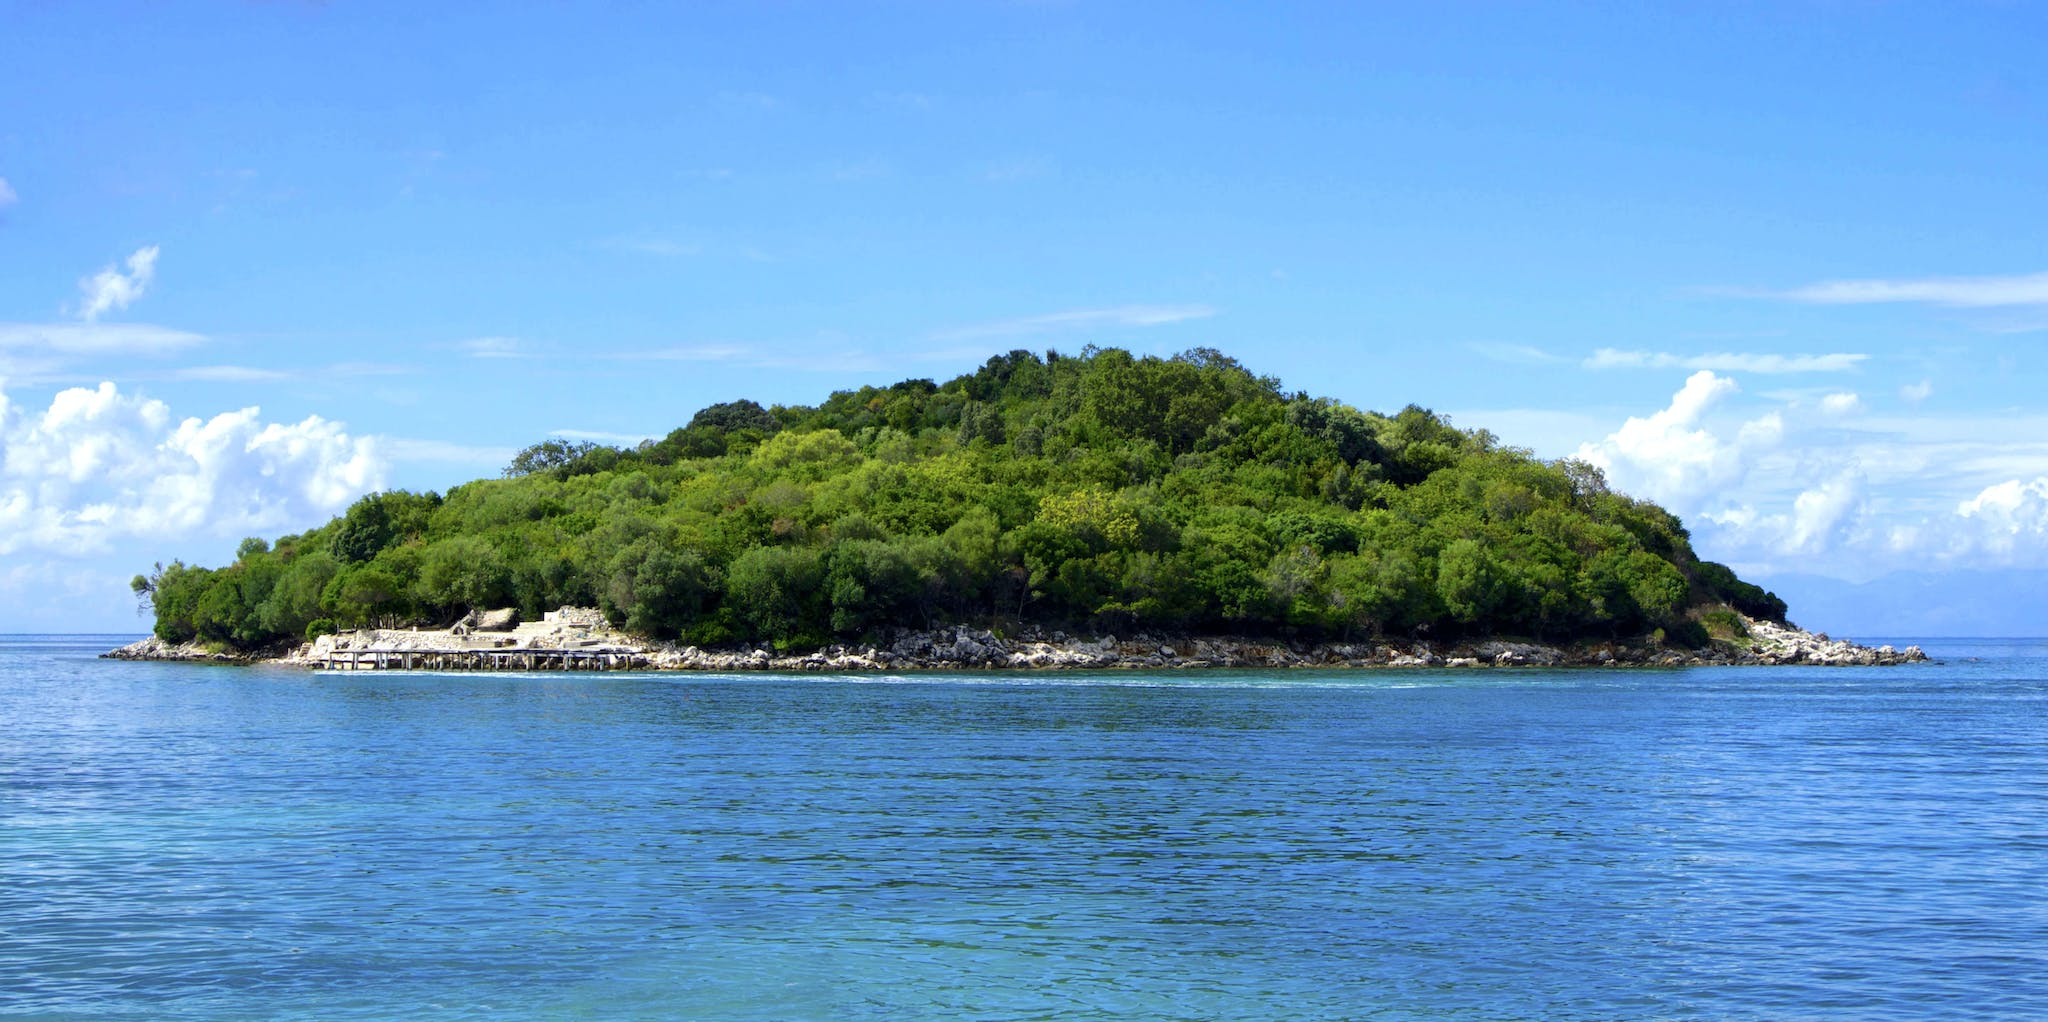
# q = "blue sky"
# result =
<box><xmin>5</xmin><ymin>1</ymin><xmax>2048</xmax><ymax>633</ymax></box>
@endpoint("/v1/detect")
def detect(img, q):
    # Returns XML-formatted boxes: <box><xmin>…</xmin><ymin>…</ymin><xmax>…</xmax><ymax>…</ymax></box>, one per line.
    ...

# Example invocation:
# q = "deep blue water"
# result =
<box><xmin>4</xmin><ymin>635</ymin><xmax>2047</xmax><ymax>1020</ymax></box>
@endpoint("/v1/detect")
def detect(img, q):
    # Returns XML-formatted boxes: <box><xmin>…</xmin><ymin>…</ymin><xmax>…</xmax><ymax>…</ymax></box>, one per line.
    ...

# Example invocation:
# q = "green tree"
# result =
<box><xmin>724</xmin><ymin>546</ymin><xmax>827</xmax><ymax>648</ymax></box>
<box><xmin>416</xmin><ymin>536</ymin><xmax>512</xmax><ymax>616</ymax></box>
<box><xmin>1436</xmin><ymin>538</ymin><xmax>1504</xmax><ymax>628</ymax></box>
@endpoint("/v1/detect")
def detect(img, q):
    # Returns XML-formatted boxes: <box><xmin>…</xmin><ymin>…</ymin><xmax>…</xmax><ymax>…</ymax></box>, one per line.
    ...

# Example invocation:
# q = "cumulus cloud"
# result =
<box><xmin>1576</xmin><ymin>372</ymin><xmax>1872</xmax><ymax>563</ymax></box>
<box><xmin>1776</xmin><ymin>270</ymin><xmax>2048</xmax><ymax>308</ymax></box>
<box><xmin>77</xmin><ymin>246</ymin><xmax>160</xmax><ymax>322</ymax></box>
<box><xmin>1919</xmin><ymin>477</ymin><xmax>2048</xmax><ymax>566</ymax></box>
<box><xmin>0</xmin><ymin>379</ymin><xmax>384</xmax><ymax>557</ymax></box>
<box><xmin>1573</xmin><ymin>370</ymin><xmax>1774</xmax><ymax>505</ymax></box>
<box><xmin>1900</xmin><ymin>379</ymin><xmax>1933</xmax><ymax>403</ymax></box>
<box><xmin>1576</xmin><ymin>371</ymin><xmax>2048</xmax><ymax>578</ymax></box>
<box><xmin>1705</xmin><ymin>471</ymin><xmax>1871</xmax><ymax>557</ymax></box>
<box><xmin>1584</xmin><ymin>348</ymin><xmax>1866</xmax><ymax>373</ymax></box>
<box><xmin>1819</xmin><ymin>392</ymin><xmax>1863</xmax><ymax>416</ymax></box>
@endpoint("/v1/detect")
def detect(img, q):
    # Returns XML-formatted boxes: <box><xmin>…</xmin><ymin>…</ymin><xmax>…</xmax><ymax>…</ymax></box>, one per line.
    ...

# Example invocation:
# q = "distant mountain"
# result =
<box><xmin>1758</xmin><ymin>570</ymin><xmax>2048</xmax><ymax>639</ymax></box>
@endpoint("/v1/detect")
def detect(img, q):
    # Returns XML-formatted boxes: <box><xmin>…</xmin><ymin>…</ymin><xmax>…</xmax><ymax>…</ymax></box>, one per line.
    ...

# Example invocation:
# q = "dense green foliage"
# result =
<box><xmin>134</xmin><ymin>347</ymin><xmax>1786</xmax><ymax>650</ymax></box>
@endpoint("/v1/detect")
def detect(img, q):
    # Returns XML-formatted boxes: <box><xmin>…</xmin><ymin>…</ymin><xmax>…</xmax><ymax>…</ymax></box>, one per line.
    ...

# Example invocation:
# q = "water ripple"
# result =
<box><xmin>3</xmin><ymin>638</ymin><xmax>2047</xmax><ymax>1019</ymax></box>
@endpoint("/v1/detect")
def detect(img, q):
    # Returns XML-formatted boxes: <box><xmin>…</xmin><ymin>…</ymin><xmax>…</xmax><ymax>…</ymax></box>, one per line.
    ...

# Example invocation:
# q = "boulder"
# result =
<box><xmin>477</xmin><ymin>608</ymin><xmax>520</xmax><ymax>631</ymax></box>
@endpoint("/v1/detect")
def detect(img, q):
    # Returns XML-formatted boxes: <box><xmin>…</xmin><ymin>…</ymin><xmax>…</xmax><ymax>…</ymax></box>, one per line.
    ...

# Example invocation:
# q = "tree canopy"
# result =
<box><xmin>138</xmin><ymin>347</ymin><xmax>1788</xmax><ymax>651</ymax></box>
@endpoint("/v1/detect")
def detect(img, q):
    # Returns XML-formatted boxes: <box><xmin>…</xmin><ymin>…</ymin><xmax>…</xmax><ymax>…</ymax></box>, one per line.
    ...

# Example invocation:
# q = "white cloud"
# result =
<box><xmin>551</xmin><ymin>428</ymin><xmax>655</xmax><ymax>444</ymax></box>
<box><xmin>1704</xmin><ymin>471</ymin><xmax>1870</xmax><ymax>559</ymax></box>
<box><xmin>715</xmin><ymin>90</ymin><xmax>779</xmax><ymax>110</ymax></box>
<box><xmin>0</xmin><ymin>322</ymin><xmax>204</xmax><ymax>355</ymax></box>
<box><xmin>154</xmin><ymin>362</ymin><xmax>410</xmax><ymax>384</ymax></box>
<box><xmin>0</xmin><ymin>177</ymin><xmax>15</xmax><ymax>208</ymax></box>
<box><xmin>1444</xmin><ymin>407</ymin><xmax>1612</xmax><ymax>459</ymax></box>
<box><xmin>985</xmin><ymin>157</ymin><xmax>1054</xmax><ymax>182</ymax></box>
<box><xmin>871</xmin><ymin>90</ymin><xmax>934</xmax><ymax>109</ymax></box>
<box><xmin>0</xmin><ymin>380</ymin><xmax>383</xmax><ymax>557</ymax></box>
<box><xmin>166</xmin><ymin>365</ymin><xmax>294</xmax><ymax>383</ymax></box>
<box><xmin>1468</xmin><ymin>342</ymin><xmax>1568</xmax><ymax>365</ymax></box>
<box><xmin>1874</xmin><ymin>477</ymin><xmax>2048</xmax><ymax>570</ymax></box>
<box><xmin>1573</xmin><ymin>370</ymin><xmax>1772</xmax><ymax>505</ymax></box>
<box><xmin>0</xmin><ymin>560</ymin><xmax>138</xmax><ymax>632</ymax></box>
<box><xmin>1913</xmin><ymin>477</ymin><xmax>2048</xmax><ymax>566</ymax></box>
<box><xmin>1576</xmin><ymin>372</ymin><xmax>1879</xmax><ymax>565</ymax></box>
<box><xmin>609</xmin><ymin>344</ymin><xmax>887</xmax><ymax>373</ymax></box>
<box><xmin>1575</xmin><ymin>371</ymin><xmax>2048</xmax><ymax>579</ymax></box>
<box><xmin>325</xmin><ymin>362</ymin><xmax>415</xmax><ymax>378</ymax></box>
<box><xmin>457</xmin><ymin>336</ymin><xmax>536</xmax><ymax>359</ymax></box>
<box><xmin>78</xmin><ymin>246</ymin><xmax>160</xmax><ymax>322</ymax></box>
<box><xmin>1776</xmin><ymin>270</ymin><xmax>2048</xmax><ymax>308</ymax></box>
<box><xmin>931</xmin><ymin>304</ymin><xmax>1218</xmax><ymax>341</ymax></box>
<box><xmin>1900</xmin><ymin>379</ymin><xmax>1933</xmax><ymax>403</ymax></box>
<box><xmin>381</xmin><ymin>437</ymin><xmax>518</xmax><ymax>467</ymax></box>
<box><xmin>1584</xmin><ymin>348</ymin><xmax>1867</xmax><ymax>374</ymax></box>
<box><xmin>1787</xmin><ymin>471</ymin><xmax>1867</xmax><ymax>553</ymax></box>
<box><xmin>823</xmin><ymin>157</ymin><xmax>892</xmax><ymax>182</ymax></box>
<box><xmin>1819</xmin><ymin>392</ymin><xmax>1863</xmax><ymax>416</ymax></box>
<box><xmin>593</xmin><ymin>235</ymin><xmax>701</xmax><ymax>258</ymax></box>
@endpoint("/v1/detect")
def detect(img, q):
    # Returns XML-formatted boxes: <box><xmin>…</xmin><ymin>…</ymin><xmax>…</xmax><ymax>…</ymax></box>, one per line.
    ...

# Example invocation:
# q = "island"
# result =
<box><xmin>110</xmin><ymin>347</ymin><xmax>1924</xmax><ymax>669</ymax></box>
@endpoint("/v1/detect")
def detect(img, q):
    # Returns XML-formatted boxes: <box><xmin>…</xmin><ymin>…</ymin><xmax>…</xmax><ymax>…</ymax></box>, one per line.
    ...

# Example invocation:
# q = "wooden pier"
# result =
<box><xmin>319</xmin><ymin>647</ymin><xmax>646</xmax><ymax>672</ymax></box>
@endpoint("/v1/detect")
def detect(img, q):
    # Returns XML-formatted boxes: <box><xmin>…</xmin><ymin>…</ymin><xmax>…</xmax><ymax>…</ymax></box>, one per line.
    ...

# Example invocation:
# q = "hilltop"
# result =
<box><xmin>131</xmin><ymin>347</ymin><xmax>1802</xmax><ymax>658</ymax></box>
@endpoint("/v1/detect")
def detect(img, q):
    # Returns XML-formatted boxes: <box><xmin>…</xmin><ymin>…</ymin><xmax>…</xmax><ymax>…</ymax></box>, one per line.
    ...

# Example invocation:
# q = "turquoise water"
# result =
<box><xmin>5</xmin><ymin>635</ymin><xmax>2047</xmax><ymax>1020</ymax></box>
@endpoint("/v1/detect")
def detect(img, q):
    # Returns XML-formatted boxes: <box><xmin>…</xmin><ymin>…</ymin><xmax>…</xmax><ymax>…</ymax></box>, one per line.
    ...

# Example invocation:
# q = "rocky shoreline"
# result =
<box><xmin>102</xmin><ymin>635</ymin><xmax>293</xmax><ymax>666</ymax></box>
<box><xmin>105</xmin><ymin>613</ymin><xmax>1927</xmax><ymax>671</ymax></box>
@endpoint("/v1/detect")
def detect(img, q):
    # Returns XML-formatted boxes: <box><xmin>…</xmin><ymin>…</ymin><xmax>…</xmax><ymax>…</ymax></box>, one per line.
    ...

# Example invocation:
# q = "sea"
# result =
<box><xmin>4</xmin><ymin>634</ymin><xmax>2046</xmax><ymax>1021</ymax></box>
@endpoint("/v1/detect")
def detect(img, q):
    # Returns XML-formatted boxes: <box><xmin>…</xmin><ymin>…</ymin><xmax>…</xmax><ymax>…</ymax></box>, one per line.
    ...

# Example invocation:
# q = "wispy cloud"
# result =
<box><xmin>1901</xmin><ymin>379</ymin><xmax>1934</xmax><ymax>403</ymax></box>
<box><xmin>985</xmin><ymin>156</ymin><xmax>1054</xmax><ymax>182</ymax></box>
<box><xmin>1584</xmin><ymin>348</ymin><xmax>1867</xmax><ymax>374</ymax></box>
<box><xmin>1771</xmin><ymin>270</ymin><xmax>2048</xmax><ymax>308</ymax></box>
<box><xmin>931</xmin><ymin>304</ymin><xmax>1218</xmax><ymax>341</ymax></box>
<box><xmin>715</xmin><ymin>90</ymin><xmax>779</xmax><ymax>111</ymax></box>
<box><xmin>0</xmin><ymin>177</ymin><xmax>16</xmax><ymax>208</ymax></box>
<box><xmin>871</xmin><ymin>90</ymin><xmax>935</xmax><ymax>110</ymax></box>
<box><xmin>325</xmin><ymin>362</ymin><xmax>416</xmax><ymax>378</ymax></box>
<box><xmin>165</xmin><ymin>365</ymin><xmax>294</xmax><ymax>383</ymax></box>
<box><xmin>612</xmin><ymin>344</ymin><xmax>886</xmax><ymax>373</ymax></box>
<box><xmin>551</xmin><ymin>428</ymin><xmax>655</xmax><ymax>445</ymax></box>
<box><xmin>456</xmin><ymin>336</ymin><xmax>538</xmax><ymax>359</ymax></box>
<box><xmin>396</xmin><ymin>149</ymin><xmax>448</xmax><ymax>199</ymax></box>
<box><xmin>77</xmin><ymin>246</ymin><xmax>159</xmax><ymax>321</ymax></box>
<box><xmin>824</xmin><ymin>157</ymin><xmax>892</xmax><ymax>182</ymax></box>
<box><xmin>0</xmin><ymin>322</ymin><xmax>204</xmax><ymax>355</ymax></box>
<box><xmin>593</xmin><ymin>235</ymin><xmax>700</xmax><ymax>258</ymax></box>
<box><xmin>381</xmin><ymin>437</ymin><xmax>518</xmax><ymax>466</ymax></box>
<box><xmin>139</xmin><ymin>361</ymin><xmax>411</xmax><ymax>384</ymax></box>
<box><xmin>619</xmin><ymin>344</ymin><xmax>752</xmax><ymax>363</ymax></box>
<box><xmin>1468</xmin><ymin>342</ymin><xmax>1569</xmax><ymax>366</ymax></box>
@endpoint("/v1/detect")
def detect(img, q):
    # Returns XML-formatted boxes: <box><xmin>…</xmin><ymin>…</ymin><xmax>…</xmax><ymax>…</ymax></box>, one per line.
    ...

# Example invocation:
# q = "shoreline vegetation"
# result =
<box><xmin>106</xmin><ymin>608</ymin><xmax>1925</xmax><ymax>670</ymax></box>
<box><xmin>117</xmin><ymin>347</ymin><xmax>1918</xmax><ymax>670</ymax></box>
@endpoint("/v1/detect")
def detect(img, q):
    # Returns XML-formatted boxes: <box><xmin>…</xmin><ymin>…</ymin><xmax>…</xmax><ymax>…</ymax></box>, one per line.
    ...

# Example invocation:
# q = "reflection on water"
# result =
<box><xmin>3</xmin><ymin>635</ymin><xmax>2046</xmax><ymax>1020</ymax></box>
